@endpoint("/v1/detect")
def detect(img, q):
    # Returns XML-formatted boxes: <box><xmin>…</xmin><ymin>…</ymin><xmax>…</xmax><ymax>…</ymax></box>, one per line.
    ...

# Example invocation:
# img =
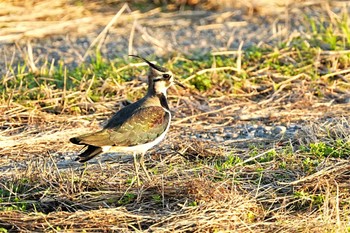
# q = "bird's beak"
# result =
<box><xmin>174</xmin><ymin>80</ymin><xmax>186</xmax><ymax>89</ymax></box>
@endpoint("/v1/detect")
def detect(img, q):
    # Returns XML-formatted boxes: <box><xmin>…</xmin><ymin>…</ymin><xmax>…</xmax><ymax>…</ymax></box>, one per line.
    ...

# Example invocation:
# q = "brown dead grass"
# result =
<box><xmin>1</xmin><ymin>0</ymin><xmax>350</xmax><ymax>232</ymax></box>
<box><xmin>1</xmin><ymin>89</ymin><xmax>350</xmax><ymax>232</ymax></box>
<box><xmin>0</xmin><ymin>0</ymin><xmax>341</xmax><ymax>42</ymax></box>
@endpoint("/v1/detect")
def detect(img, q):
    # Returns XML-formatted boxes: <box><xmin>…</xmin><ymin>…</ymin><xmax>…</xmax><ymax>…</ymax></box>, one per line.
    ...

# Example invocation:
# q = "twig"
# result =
<box><xmin>196</xmin><ymin>21</ymin><xmax>247</xmax><ymax>31</ymax></box>
<box><xmin>26</xmin><ymin>41</ymin><xmax>38</xmax><ymax>73</ymax></box>
<box><xmin>212</xmin><ymin>51</ymin><xmax>242</xmax><ymax>56</ymax></box>
<box><xmin>61</xmin><ymin>66</ymin><xmax>67</xmax><ymax>113</ymax></box>
<box><xmin>183</xmin><ymin>67</ymin><xmax>242</xmax><ymax>83</ymax></box>
<box><xmin>172</xmin><ymin>104</ymin><xmax>240</xmax><ymax>125</ymax></box>
<box><xmin>237</xmin><ymin>41</ymin><xmax>244</xmax><ymax>73</ymax></box>
<box><xmin>279</xmin><ymin>162</ymin><xmax>349</xmax><ymax>185</ymax></box>
<box><xmin>275</xmin><ymin>73</ymin><xmax>305</xmax><ymax>88</ymax></box>
<box><xmin>321</xmin><ymin>68</ymin><xmax>350</xmax><ymax>79</ymax></box>
<box><xmin>236</xmin><ymin>148</ymin><xmax>276</xmax><ymax>166</ymax></box>
<box><xmin>81</xmin><ymin>3</ymin><xmax>129</xmax><ymax>62</ymax></box>
<box><xmin>128</xmin><ymin>20</ymin><xmax>137</xmax><ymax>56</ymax></box>
<box><xmin>134</xmin><ymin>22</ymin><xmax>171</xmax><ymax>51</ymax></box>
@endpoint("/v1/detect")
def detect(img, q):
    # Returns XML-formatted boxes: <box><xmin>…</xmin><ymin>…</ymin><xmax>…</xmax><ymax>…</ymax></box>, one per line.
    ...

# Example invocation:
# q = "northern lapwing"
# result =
<box><xmin>70</xmin><ymin>55</ymin><xmax>184</xmax><ymax>185</ymax></box>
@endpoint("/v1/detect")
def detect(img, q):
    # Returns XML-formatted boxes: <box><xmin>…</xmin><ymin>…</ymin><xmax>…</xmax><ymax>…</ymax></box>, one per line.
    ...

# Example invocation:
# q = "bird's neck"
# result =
<box><xmin>145</xmin><ymin>84</ymin><xmax>170</xmax><ymax>111</ymax></box>
<box><xmin>156</xmin><ymin>92</ymin><xmax>170</xmax><ymax>110</ymax></box>
<box><xmin>147</xmin><ymin>82</ymin><xmax>168</xmax><ymax>97</ymax></box>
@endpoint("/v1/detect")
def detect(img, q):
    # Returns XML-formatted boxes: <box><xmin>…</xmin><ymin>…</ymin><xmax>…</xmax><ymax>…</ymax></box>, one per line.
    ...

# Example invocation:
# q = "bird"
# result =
<box><xmin>70</xmin><ymin>55</ymin><xmax>184</xmax><ymax>185</ymax></box>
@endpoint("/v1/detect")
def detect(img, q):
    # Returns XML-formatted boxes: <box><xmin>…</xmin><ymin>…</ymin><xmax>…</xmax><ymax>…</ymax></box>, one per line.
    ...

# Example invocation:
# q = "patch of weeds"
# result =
<box><xmin>302</xmin><ymin>157</ymin><xmax>320</xmax><ymax>173</ymax></box>
<box><xmin>118</xmin><ymin>193</ymin><xmax>137</xmax><ymax>205</ymax></box>
<box><xmin>309</xmin><ymin>140</ymin><xmax>350</xmax><ymax>158</ymax></box>
<box><xmin>306</xmin><ymin>14</ymin><xmax>350</xmax><ymax>50</ymax></box>
<box><xmin>0</xmin><ymin>188</ymin><xmax>26</xmax><ymax>212</ymax></box>
<box><xmin>90</xmin><ymin>51</ymin><xmax>109</xmax><ymax>75</ymax></box>
<box><xmin>279</xmin><ymin>161</ymin><xmax>287</xmax><ymax>169</ymax></box>
<box><xmin>4</xmin><ymin>178</ymin><xmax>31</xmax><ymax>195</ymax></box>
<box><xmin>126</xmin><ymin>178</ymin><xmax>135</xmax><ymax>185</ymax></box>
<box><xmin>248</xmin><ymin>145</ymin><xmax>259</xmax><ymax>157</ymax></box>
<box><xmin>0</xmin><ymin>179</ymin><xmax>41</xmax><ymax>212</ymax></box>
<box><xmin>278</xmin><ymin>145</ymin><xmax>295</xmax><ymax>170</ymax></box>
<box><xmin>246</xmin><ymin>146</ymin><xmax>276</xmax><ymax>164</ymax></box>
<box><xmin>3</xmin><ymin>18</ymin><xmax>350</xmax><ymax>110</ymax></box>
<box><xmin>1</xmin><ymin>56</ymin><xmax>132</xmax><ymax>105</ymax></box>
<box><xmin>150</xmin><ymin>167</ymin><xmax>159</xmax><ymax>175</ymax></box>
<box><xmin>310</xmin><ymin>142</ymin><xmax>334</xmax><ymax>157</ymax></box>
<box><xmin>299</xmin><ymin>145</ymin><xmax>309</xmax><ymax>153</ymax></box>
<box><xmin>257</xmin><ymin>149</ymin><xmax>276</xmax><ymax>163</ymax></box>
<box><xmin>255</xmin><ymin>168</ymin><xmax>264</xmax><ymax>173</ymax></box>
<box><xmin>188</xmin><ymin>201</ymin><xmax>198</xmax><ymax>207</ymax></box>
<box><xmin>246</xmin><ymin>211</ymin><xmax>256</xmax><ymax>223</ymax></box>
<box><xmin>214</xmin><ymin>154</ymin><xmax>241</xmax><ymax>172</ymax></box>
<box><xmin>294</xmin><ymin>190</ymin><xmax>325</xmax><ymax>209</ymax></box>
<box><xmin>192</xmin><ymin>74</ymin><xmax>212</xmax><ymax>91</ymax></box>
<box><xmin>2</xmin><ymin>197</ymin><xmax>28</xmax><ymax>212</ymax></box>
<box><xmin>151</xmin><ymin>194</ymin><xmax>162</xmax><ymax>204</ymax></box>
<box><xmin>282</xmin><ymin>144</ymin><xmax>294</xmax><ymax>155</ymax></box>
<box><xmin>245</xmin><ymin>46</ymin><xmax>267</xmax><ymax>62</ymax></box>
<box><xmin>172</xmin><ymin>53</ymin><xmax>239</xmax><ymax>92</ymax></box>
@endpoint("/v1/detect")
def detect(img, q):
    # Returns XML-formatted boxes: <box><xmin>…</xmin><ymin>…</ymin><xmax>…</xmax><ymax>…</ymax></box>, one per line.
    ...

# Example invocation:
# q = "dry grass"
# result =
<box><xmin>1</xmin><ymin>87</ymin><xmax>350</xmax><ymax>232</ymax></box>
<box><xmin>1</xmin><ymin>0</ymin><xmax>342</xmax><ymax>42</ymax></box>
<box><xmin>1</xmin><ymin>0</ymin><xmax>350</xmax><ymax>232</ymax></box>
<box><xmin>1</xmin><ymin>118</ymin><xmax>350</xmax><ymax>232</ymax></box>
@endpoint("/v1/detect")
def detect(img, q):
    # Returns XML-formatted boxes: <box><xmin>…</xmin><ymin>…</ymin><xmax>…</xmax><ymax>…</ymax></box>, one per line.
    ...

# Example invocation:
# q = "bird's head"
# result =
<box><xmin>130</xmin><ymin>55</ymin><xmax>184</xmax><ymax>95</ymax></box>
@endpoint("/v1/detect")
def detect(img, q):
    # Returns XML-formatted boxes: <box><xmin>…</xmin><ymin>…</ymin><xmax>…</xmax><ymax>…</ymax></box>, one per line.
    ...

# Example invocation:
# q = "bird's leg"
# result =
<box><xmin>133</xmin><ymin>152</ymin><xmax>141</xmax><ymax>186</ymax></box>
<box><xmin>139</xmin><ymin>152</ymin><xmax>151</xmax><ymax>181</ymax></box>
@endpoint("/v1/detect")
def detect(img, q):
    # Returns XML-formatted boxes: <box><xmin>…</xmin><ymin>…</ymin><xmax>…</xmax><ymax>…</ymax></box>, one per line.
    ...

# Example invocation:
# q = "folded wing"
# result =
<box><xmin>71</xmin><ymin>106</ymin><xmax>170</xmax><ymax>147</ymax></box>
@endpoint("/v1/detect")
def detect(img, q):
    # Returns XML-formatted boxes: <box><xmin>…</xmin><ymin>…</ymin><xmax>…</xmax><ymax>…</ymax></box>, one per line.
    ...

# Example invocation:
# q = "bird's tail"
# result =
<box><xmin>74</xmin><ymin>145</ymin><xmax>103</xmax><ymax>163</ymax></box>
<box><xmin>70</xmin><ymin>132</ymin><xmax>109</xmax><ymax>162</ymax></box>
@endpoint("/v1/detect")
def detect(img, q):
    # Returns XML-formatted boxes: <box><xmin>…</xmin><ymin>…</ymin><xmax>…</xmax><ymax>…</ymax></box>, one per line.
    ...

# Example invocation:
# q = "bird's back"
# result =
<box><xmin>104</xmin><ymin>97</ymin><xmax>146</xmax><ymax>129</ymax></box>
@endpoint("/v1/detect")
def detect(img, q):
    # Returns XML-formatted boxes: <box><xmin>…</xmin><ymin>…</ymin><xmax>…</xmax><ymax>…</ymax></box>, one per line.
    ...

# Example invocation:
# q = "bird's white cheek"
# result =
<box><xmin>154</xmin><ymin>82</ymin><xmax>168</xmax><ymax>95</ymax></box>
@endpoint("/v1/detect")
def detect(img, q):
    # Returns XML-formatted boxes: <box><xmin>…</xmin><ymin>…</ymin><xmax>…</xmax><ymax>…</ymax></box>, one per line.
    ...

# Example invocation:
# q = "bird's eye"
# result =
<box><xmin>163</xmin><ymin>74</ymin><xmax>171</xmax><ymax>79</ymax></box>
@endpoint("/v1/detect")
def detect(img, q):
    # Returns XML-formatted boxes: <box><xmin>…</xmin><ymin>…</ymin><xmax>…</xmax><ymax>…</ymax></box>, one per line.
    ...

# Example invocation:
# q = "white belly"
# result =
<box><xmin>102</xmin><ymin>111</ymin><xmax>171</xmax><ymax>155</ymax></box>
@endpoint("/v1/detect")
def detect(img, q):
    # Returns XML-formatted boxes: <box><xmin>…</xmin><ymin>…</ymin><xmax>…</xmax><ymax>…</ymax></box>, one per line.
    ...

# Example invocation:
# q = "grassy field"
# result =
<box><xmin>1</xmin><ymin>0</ymin><xmax>350</xmax><ymax>232</ymax></box>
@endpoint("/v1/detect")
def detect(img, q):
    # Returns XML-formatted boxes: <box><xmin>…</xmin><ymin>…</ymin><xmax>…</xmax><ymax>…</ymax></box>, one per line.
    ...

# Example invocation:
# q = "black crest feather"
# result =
<box><xmin>129</xmin><ymin>55</ymin><xmax>168</xmax><ymax>72</ymax></box>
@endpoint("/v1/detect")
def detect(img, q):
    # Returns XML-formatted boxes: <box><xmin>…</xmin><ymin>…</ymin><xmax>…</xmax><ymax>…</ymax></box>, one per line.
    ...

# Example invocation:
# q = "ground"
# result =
<box><xmin>1</xmin><ymin>0</ymin><xmax>350</xmax><ymax>232</ymax></box>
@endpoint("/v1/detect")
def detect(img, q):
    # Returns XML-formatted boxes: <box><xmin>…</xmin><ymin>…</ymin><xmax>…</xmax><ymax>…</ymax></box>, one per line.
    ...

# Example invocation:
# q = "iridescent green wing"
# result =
<box><xmin>107</xmin><ymin>106</ymin><xmax>170</xmax><ymax>146</ymax></box>
<box><xmin>71</xmin><ymin>130</ymin><xmax>114</xmax><ymax>146</ymax></box>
